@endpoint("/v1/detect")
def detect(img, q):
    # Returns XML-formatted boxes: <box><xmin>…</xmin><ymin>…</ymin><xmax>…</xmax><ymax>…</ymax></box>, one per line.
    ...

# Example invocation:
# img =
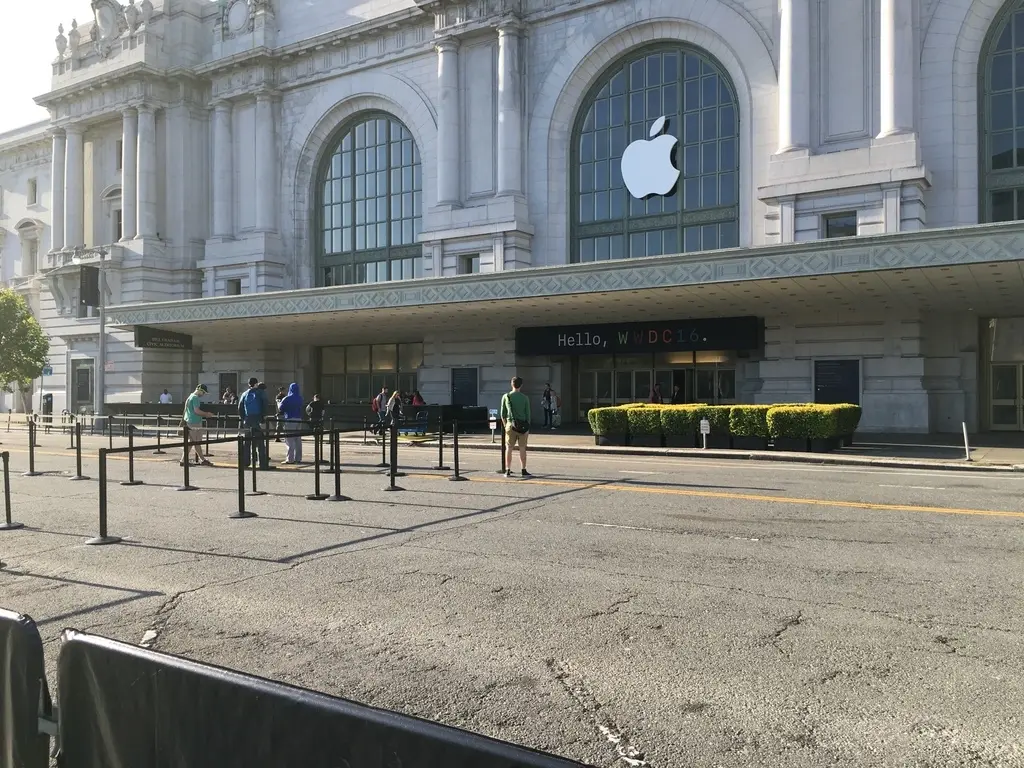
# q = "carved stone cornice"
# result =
<box><xmin>0</xmin><ymin>141</ymin><xmax>52</xmax><ymax>174</ymax></box>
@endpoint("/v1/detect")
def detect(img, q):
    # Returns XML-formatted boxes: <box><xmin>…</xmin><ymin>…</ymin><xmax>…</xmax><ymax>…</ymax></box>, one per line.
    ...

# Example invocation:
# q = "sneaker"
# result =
<box><xmin>504</xmin><ymin>469</ymin><xmax>513</xmax><ymax>477</ymax></box>
<box><xmin>521</xmin><ymin>469</ymin><xmax>532</xmax><ymax>478</ymax></box>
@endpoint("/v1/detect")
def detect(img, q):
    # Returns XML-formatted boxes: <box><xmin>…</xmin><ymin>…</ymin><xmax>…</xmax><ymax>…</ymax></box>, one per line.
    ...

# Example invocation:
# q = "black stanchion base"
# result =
<box><xmin>0</xmin><ymin>521</ymin><xmax>25</xmax><ymax>531</ymax></box>
<box><xmin>382</xmin><ymin>485</ymin><xmax>404</xmax><ymax>492</ymax></box>
<box><xmin>448</xmin><ymin>474</ymin><xmax>468</xmax><ymax>482</ymax></box>
<box><xmin>376</xmin><ymin>462</ymin><xmax>389</xmax><ymax>468</ymax></box>
<box><xmin>85</xmin><ymin>535</ymin><xmax>122</xmax><ymax>546</ymax></box>
<box><xmin>120</xmin><ymin>480</ymin><xmax>144</xmax><ymax>486</ymax></box>
<box><xmin>152</xmin><ymin>449</ymin><xmax>166</xmax><ymax>455</ymax></box>
<box><xmin>246</xmin><ymin>490</ymin><xmax>267</xmax><ymax>497</ymax></box>
<box><xmin>69</xmin><ymin>475</ymin><xmax>91</xmax><ymax>481</ymax></box>
<box><xmin>228</xmin><ymin>511</ymin><xmax>258</xmax><ymax>519</ymax></box>
<box><xmin>434</xmin><ymin>464</ymin><xmax>451</xmax><ymax>471</ymax></box>
<box><xmin>22</xmin><ymin>471</ymin><xmax>41</xmax><ymax>477</ymax></box>
<box><xmin>305</xmin><ymin>493</ymin><xmax>330</xmax><ymax>501</ymax></box>
<box><xmin>327</xmin><ymin>494</ymin><xmax>350</xmax><ymax>502</ymax></box>
<box><xmin>174</xmin><ymin>485</ymin><xmax>198</xmax><ymax>492</ymax></box>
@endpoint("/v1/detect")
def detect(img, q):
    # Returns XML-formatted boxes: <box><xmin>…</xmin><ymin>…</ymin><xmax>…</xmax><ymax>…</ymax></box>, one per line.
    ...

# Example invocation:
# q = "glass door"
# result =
<box><xmin>614</xmin><ymin>371</ymin><xmax>633</xmax><ymax>404</ymax></box>
<box><xmin>990</xmin><ymin>364</ymin><xmax>1023</xmax><ymax>430</ymax></box>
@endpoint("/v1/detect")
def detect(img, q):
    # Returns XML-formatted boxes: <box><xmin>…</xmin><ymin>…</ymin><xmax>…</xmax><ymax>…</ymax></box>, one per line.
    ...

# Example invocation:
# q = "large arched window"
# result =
<box><xmin>316</xmin><ymin>113</ymin><xmax>423</xmax><ymax>286</ymax></box>
<box><xmin>571</xmin><ymin>45</ymin><xmax>739</xmax><ymax>263</ymax></box>
<box><xmin>981</xmin><ymin>2</ymin><xmax>1024</xmax><ymax>222</ymax></box>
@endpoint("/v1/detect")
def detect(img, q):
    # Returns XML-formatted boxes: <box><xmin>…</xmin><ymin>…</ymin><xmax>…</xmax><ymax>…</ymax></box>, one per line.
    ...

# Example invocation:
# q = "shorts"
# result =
<box><xmin>506</xmin><ymin>428</ymin><xmax>528</xmax><ymax>449</ymax></box>
<box><xmin>184</xmin><ymin>425</ymin><xmax>205</xmax><ymax>442</ymax></box>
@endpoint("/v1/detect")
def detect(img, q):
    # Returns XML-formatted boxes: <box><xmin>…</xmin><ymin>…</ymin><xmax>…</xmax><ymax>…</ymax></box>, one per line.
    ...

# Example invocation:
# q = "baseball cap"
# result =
<box><xmin>196</xmin><ymin>384</ymin><xmax>209</xmax><ymax>393</ymax></box>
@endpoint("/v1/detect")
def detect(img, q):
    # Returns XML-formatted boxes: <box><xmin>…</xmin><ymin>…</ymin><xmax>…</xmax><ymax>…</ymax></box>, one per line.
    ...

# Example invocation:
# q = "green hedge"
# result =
<box><xmin>588</xmin><ymin>402</ymin><xmax>861</xmax><ymax>439</ymax></box>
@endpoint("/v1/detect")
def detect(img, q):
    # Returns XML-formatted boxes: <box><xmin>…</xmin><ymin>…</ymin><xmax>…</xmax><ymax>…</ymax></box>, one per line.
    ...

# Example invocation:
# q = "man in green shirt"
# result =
<box><xmin>181</xmin><ymin>383</ymin><xmax>215</xmax><ymax>467</ymax></box>
<box><xmin>500</xmin><ymin>376</ymin><xmax>532</xmax><ymax>478</ymax></box>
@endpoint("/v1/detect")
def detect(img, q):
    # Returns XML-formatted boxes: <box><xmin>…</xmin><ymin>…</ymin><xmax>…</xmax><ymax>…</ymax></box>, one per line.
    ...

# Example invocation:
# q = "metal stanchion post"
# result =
<box><xmin>306</xmin><ymin>429</ymin><xmax>329</xmax><ymax>501</ymax></box>
<box><xmin>175</xmin><ymin>425</ymin><xmax>197</xmax><ymax>491</ymax></box>
<box><xmin>85</xmin><ymin>449</ymin><xmax>121</xmax><ymax>545</ymax></box>
<box><xmin>327</xmin><ymin>430</ymin><xmax>349</xmax><ymax>502</ymax></box>
<box><xmin>376</xmin><ymin>420</ymin><xmax>388</xmax><ymax>468</ymax></box>
<box><xmin>205</xmin><ymin>420</ymin><xmax>213</xmax><ymax>457</ymax></box>
<box><xmin>448</xmin><ymin>420</ymin><xmax>467</xmax><ymax>482</ymax></box>
<box><xmin>0</xmin><ymin>451</ymin><xmax>24</xmax><ymax>530</ymax></box>
<box><xmin>434</xmin><ymin>413</ymin><xmax>450</xmax><ymax>471</ymax></box>
<box><xmin>153</xmin><ymin>415</ymin><xmax>165</xmax><ymax>455</ymax></box>
<box><xmin>247</xmin><ymin>428</ymin><xmax>266</xmax><ymax>497</ymax></box>
<box><xmin>69</xmin><ymin>422</ymin><xmax>89</xmax><ymax>481</ymax></box>
<box><xmin>230</xmin><ymin>434</ymin><xmax>258</xmax><ymax>519</ymax></box>
<box><xmin>382</xmin><ymin>422</ymin><xmax>403</xmax><ymax>492</ymax></box>
<box><xmin>499</xmin><ymin>419</ymin><xmax>507</xmax><ymax>474</ymax></box>
<box><xmin>67</xmin><ymin>415</ymin><xmax>76</xmax><ymax>450</ymax></box>
<box><xmin>108</xmin><ymin>417</ymin><xmax>113</xmax><ymax>450</ymax></box>
<box><xmin>23</xmin><ymin>421</ymin><xmax>40</xmax><ymax>477</ymax></box>
<box><xmin>120</xmin><ymin>425</ymin><xmax>143</xmax><ymax>486</ymax></box>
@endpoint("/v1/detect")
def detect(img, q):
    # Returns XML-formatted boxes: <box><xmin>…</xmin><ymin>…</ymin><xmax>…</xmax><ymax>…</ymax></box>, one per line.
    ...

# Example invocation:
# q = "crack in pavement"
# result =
<box><xmin>768</xmin><ymin>611</ymin><xmax>805</xmax><ymax>655</ymax></box>
<box><xmin>545</xmin><ymin>658</ymin><xmax>650</xmax><ymax>767</ymax></box>
<box><xmin>582</xmin><ymin>593</ymin><xmax>638</xmax><ymax>620</ymax></box>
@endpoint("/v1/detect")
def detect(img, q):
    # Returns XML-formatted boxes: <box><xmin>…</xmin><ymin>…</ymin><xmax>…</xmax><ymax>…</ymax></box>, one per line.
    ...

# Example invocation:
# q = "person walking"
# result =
<box><xmin>180</xmin><ymin>384</ymin><xmax>214</xmax><ymax>467</ymax></box>
<box><xmin>500</xmin><ymin>376</ymin><xmax>532</xmax><ymax>478</ymax></box>
<box><xmin>278</xmin><ymin>382</ymin><xmax>305</xmax><ymax>464</ymax></box>
<box><xmin>239</xmin><ymin>377</ymin><xmax>270</xmax><ymax>470</ymax></box>
<box><xmin>371</xmin><ymin>386</ymin><xmax>388</xmax><ymax>437</ymax></box>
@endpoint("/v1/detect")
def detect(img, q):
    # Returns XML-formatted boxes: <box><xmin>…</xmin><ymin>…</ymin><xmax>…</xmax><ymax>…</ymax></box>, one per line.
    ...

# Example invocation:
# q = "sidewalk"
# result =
<box><xmin>339</xmin><ymin>427</ymin><xmax>1024</xmax><ymax>473</ymax></box>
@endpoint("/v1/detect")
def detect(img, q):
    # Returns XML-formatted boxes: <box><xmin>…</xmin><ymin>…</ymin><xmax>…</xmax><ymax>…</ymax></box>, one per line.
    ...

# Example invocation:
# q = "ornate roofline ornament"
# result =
<box><xmin>91</xmin><ymin>0</ymin><xmax>128</xmax><ymax>57</ymax></box>
<box><xmin>55</xmin><ymin>24</ymin><xmax>68</xmax><ymax>57</ymax></box>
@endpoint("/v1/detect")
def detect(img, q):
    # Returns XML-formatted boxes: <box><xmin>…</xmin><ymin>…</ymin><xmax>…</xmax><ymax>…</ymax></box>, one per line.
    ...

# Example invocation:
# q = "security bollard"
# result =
<box><xmin>0</xmin><ymin>451</ymin><xmax>24</xmax><ymax>530</ymax></box>
<box><xmin>327</xmin><ymin>430</ymin><xmax>349</xmax><ymax>502</ymax></box>
<box><xmin>247</xmin><ymin>428</ymin><xmax>266</xmax><ymax>497</ymax></box>
<box><xmin>434</xmin><ymin>414</ymin><xmax>450</xmax><ymax>471</ymax></box>
<box><xmin>153</xmin><ymin>415</ymin><xmax>165</xmax><ymax>455</ymax></box>
<box><xmin>120</xmin><ymin>425</ymin><xmax>144</xmax><ymax>486</ymax></box>
<box><xmin>230</xmin><ymin>435</ymin><xmax>258</xmax><ymax>519</ymax></box>
<box><xmin>69</xmin><ymin>423</ymin><xmax>90</xmax><ymax>481</ymax></box>
<box><xmin>23</xmin><ymin>421</ymin><xmax>40</xmax><ymax>477</ymax></box>
<box><xmin>306</xmin><ymin>430</ymin><xmax>329</xmax><ymax>501</ymax></box>
<box><xmin>85</xmin><ymin>449</ymin><xmax>121</xmax><ymax>545</ymax></box>
<box><xmin>376</xmin><ymin>422</ymin><xmax>388</xmax><ymax>468</ymax></box>
<box><xmin>448</xmin><ymin>420</ymin><xmax>467</xmax><ymax>482</ymax></box>
<box><xmin>382</xmin><ymin>421</ymin><xmax>403</xmax><ymax>492</ymax></box>
<box><xmin>175</xmin><ymin>425</ymin><xmax>197</xmax><ymax>492</ymax></box>
<box><xmin>67</xmin><ymin>415</ymin><xmax>76</xmax><ymax>450</ymax></box>
<box><xmin>205</xmin><ymin>421</ymin><xmax>214</xmax><ymax>457</ymax></box>
<box><xmin>499</xmin><ymin>419</ymin><xmax>507</xmax><ymax>474</ymax></box>
<box><xmin>108</xmin><ymin>417</ymin><xmax>114</xmax><ymax>450</ymax></box>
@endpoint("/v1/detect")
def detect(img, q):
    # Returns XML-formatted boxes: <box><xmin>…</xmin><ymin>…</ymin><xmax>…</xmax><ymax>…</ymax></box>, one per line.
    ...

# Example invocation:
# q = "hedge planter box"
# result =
<box><xmin>732</xmin><ymin>435</ymin><xmax>769</xmax><ymax>451</ymax></box>
<box><xmin>631</xmin><ymin>434</ymin><xmax>664</xmax><ymax>448</ymax></box>
<box><xmin>840</xmin><ymin>434</ymin><xmax>854</xmax><ymax>447</ymax></box>
<box><xmin>595</xmin><ymin>434</ymin><xmax>629</xmax><ymax>447</ymax></box>
<box><xmin>701</xmin><ymin>434</ymin><xmax>732</xmax><ymax>450</ymax></box>
<box><xmin>773</xmin><ymin>437</ymin><xmax>810</xmax><ymax>452</ymax></box>
<box><xmin>810</xmin><ymin>437</ymin><xmax>840</xmax><ymax>453</ymax></box>
<box><xmin>665</xmin><ymin>433</ymin><xmax>697</xmax><ymax>448</ymax></box>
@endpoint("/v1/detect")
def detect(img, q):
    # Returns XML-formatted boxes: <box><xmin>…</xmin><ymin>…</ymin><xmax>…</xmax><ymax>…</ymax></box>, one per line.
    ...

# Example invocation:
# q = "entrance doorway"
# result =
<box><xmin>990</xmin><ymin>364</ymin><xmax>1024</xmax><ymax>430</ymax></box>
<box><xmin>71</xmin><ymin>360</ymin><xmax>94</xmax><ymax>413</ymax></box>
<box><xmin>451</xmin><ymin>367</ymin><xmax>478</xmax><ymax>407</ymax></box>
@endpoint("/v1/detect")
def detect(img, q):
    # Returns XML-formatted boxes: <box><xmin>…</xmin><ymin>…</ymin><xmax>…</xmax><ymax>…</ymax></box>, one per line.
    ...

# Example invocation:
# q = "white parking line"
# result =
<box><xmin>879</xmin><ymin>484</ymin><xmax>945</xmax><ymax>491</ymax></box>
<box><xmin>583</xmin><ymin>522</ymin><xmax>657</xmax><ymax>533</ymax></box>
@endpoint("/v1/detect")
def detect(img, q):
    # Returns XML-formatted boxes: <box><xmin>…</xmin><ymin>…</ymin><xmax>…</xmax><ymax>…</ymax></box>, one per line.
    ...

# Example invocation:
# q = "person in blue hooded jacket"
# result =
<box><xmin>278</xmin><ymin>382</ymin><xmax>305</xmax><ymax>464</ymax></box>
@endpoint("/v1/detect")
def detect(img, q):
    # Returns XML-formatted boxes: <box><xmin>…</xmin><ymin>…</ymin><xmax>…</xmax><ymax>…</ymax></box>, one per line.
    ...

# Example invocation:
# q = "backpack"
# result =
<box><xmin>242</xmin><ymin>388</ymin><xmax>263</xmax><ymax>422</ymax></box>
<box><xmin>371</xmin><ymin>396</ymin><xmax>380</xmax><ymax>413</ymax></box>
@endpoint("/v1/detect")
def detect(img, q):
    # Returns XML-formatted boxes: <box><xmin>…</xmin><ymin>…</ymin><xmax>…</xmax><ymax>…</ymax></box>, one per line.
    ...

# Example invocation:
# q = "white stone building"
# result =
<box><xmin>2</xmin><ymin>0</ymin><xmax>1024</xmax><ymax>432</ymax></box>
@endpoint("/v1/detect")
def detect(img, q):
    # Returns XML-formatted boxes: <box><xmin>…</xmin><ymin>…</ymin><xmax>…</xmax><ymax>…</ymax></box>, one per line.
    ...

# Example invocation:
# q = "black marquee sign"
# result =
<box><xmin>515</xmin><ymin>316</ymin><xmax>763</xmax><ymax>357</ymax></box>
<box><xmin>133</xmin><ymin>326</ymin><xmax>193</xmax><ymax>351</ymax></box>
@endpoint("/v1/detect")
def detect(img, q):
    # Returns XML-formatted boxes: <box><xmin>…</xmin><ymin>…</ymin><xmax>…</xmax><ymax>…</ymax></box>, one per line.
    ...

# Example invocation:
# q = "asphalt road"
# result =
<box><xmin>1</xmin><ymin>432</ymin><xmax>1022</xmax><ymax>767</ymax></box>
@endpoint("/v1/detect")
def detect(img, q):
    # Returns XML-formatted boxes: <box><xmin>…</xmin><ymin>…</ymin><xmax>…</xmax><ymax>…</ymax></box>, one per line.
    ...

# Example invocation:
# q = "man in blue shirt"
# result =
<box><xmin>238</xmin><ymin>377</ymin><xmax>270</xmax><ymax>470</ymax></box>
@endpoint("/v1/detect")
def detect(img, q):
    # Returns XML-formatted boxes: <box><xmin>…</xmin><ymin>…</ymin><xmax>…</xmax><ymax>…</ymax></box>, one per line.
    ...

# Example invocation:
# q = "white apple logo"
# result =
<box><xmin>620</xmin><ymin>116</ymin><xmax>680</xmax><ymax>199</ymax></box>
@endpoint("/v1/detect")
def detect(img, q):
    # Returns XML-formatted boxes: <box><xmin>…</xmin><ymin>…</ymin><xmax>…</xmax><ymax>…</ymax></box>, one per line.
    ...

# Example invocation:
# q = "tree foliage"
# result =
<box><xmin>0</xmin><ymin>288</ymin><xmax>49</xmax><ymax>393</ymax></box>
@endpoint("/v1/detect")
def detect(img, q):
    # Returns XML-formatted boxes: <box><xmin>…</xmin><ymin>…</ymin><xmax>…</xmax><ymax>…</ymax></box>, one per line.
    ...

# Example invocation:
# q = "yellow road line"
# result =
<box><xmin>8</xmin><ymin>447</ymin><xmax>1024</xmax><ymax>520</ymax></box>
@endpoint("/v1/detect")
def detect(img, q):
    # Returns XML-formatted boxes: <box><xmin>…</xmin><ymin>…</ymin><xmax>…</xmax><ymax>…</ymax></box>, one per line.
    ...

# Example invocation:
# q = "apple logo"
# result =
<box><xmin>620</xmin><ymin>116</ymin><xmax>680</xmax><ymax>199</ymax></box>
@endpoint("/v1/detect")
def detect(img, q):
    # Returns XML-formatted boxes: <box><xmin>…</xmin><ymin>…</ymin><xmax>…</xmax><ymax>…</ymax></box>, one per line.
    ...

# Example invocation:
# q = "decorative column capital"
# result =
<box><xmin>121</xmin><ymin>106</ymin><xmax>138</xmax><ymax>118</ymax></box>
<box><xmin>435</xmin><ymin>36</ymin><xmax>460</xmax><ymax>54</ymax></box>
<box><xmin>48</xmin><ymin>126</ymin><xmax>66</xmax><ymax>139</ymax></box>
<box><xmin>211</xmin><ymin>98</ymin><xmax>233</xmax><ymax>112</ymax></box>
<box><xmin>496</xmin><ymin>16</ymin><xmax>523</xmax><ymax>35</ymax></box>
<box><xmin>64</xmin><ymin>124</ymin><xmax>84</xmax><ymax>137</ymax></box>
<box><xmin>137</xmin><ymin>103</ymin><xmax>157</xmax><ymax>116</ymax></box>
<box><xmin>254</xmin><ymin>90</ymin><xmax>280</xmax><ymax>105</ymax></box>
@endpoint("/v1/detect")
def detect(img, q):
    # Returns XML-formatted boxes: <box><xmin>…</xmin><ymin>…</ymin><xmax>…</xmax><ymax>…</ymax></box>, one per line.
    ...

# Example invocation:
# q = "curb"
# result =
<box><xmin>337</xmin><ymin>437</ymin><xmax>1020</xmax><ymax>473</ymax></box>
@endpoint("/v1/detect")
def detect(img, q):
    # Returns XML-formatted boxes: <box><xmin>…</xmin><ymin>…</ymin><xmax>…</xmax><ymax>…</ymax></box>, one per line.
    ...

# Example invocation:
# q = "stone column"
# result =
<box><xmin>496</xmin><ymin>21</ymin><xmax>523</xmax><ymax>196</ymax></box>
<box><xmin>777</xmin><ymin>0</ymin><xmax>810</xmax><ymax>153</ymax></box>
<box><xmin>436</xmin><ymin>37</ymin><xmax>461</xmax><ymax>206</ymax></box>
<box><xmin>120</xmin><ymin>108</ymin><xmax>138</xmax><ymax>240</ymax></box>
<box><xmin>50</xmin><ymin>129</ymin><xmax>66</xmax><ymax>251</ymax></box>
<box><xmin>64</xmin><ymin>125</ymin><xmax>84</xmax><ymax>248</ymax></box>
<box><xmin>878</xmin><ymin>0</ymin><xmax>914</xmax><ymax>137</ymax></box>
<box><xmin>136</xmin><ymin>104</ymin><xmax>157</xmax><ymax>238</ymax></box>
<box><xmin>211</xmin><ymin>100</ymin><xmax>234</xmax><ymax>238</ymax></box>
<box><xmin>254</xmin><ymin>92</ymin><xmax>276</xmax><ymax>232</ymax></box>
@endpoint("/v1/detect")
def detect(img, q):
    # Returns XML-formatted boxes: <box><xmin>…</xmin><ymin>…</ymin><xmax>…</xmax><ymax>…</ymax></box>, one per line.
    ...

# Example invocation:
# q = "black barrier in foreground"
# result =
<box><xmin>435</xmin><ymin>413</ymin><xmax>450</xmax><ymax>471</ymax></box>
<box><xmin>327</xmin><ymin>430</ymin><xmax>349</xmax><ymax>502</ymax></box>
<box><xmin>1</xmin><ymin>450</ymin><xmax>25</xmax><ymax>530</ymax></box>
<box><xmin>119</xmin><ymin>426</ymin><xmax>144</xmax><ymax>487</ymax></box>
<box><xmin>382</xmin><ymin>421</ymin><xmax>403</xmax><ymax>492</ymax></box>
<box><xmin>500</xmin><ymin>419</ymin><xmax>507</xmax><ymax>474</ymax></box>
<box><xmin>306</xmin><ymin>430</ymin><xmax>329</xmax><ymax>501</ymax></box>
<box><xmin>176</xmin><ymin>425</ymin><xmax>198</xmax><ymax>492</ymax></box>
<box><xmin>56</xmin><ymin>629</ymin><xmax>585</xmax><ymax>768</ymax></box>
<box><xmin>153</xmin><ymin>415</ymin><xmax>165</xmax><ymax>455</ymax></box>
<box><xmin>0</xmin><ymin>609</ymin><xmax>53</xmax><ymax>768</ymax></box>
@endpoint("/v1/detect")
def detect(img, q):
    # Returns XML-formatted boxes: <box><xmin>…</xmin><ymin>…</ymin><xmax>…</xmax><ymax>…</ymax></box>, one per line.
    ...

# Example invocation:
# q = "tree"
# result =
<box><xmin>0</xmin><ymin>288</ymin><xmax>49</xmax><ymax>393</ymax></box>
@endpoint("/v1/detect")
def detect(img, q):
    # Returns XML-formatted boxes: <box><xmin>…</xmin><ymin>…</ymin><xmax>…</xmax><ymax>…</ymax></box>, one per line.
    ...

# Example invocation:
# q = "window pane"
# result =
<box><xmin>321</xmin><ymin>347</ymin><xmax>345</xmax><ymax>375</ymax></box>
<box><xmin>347</xmin><ymin>345</ymin><xmax>370</xmax><ymax>371</ymax></box>
<box><xmin>992</xmin><ymin>190</ymin><xmax>1015</xmax><ymax>221</ymax></box>
<box><xmin>993</xmin><ymin>131</ymin><xmax>1015</xmax><ymax>169</ymax></box>
<box><xmin>399</xmin><ymin>343</ymin><xmax>424</xmax><ymax>371</ymax></box>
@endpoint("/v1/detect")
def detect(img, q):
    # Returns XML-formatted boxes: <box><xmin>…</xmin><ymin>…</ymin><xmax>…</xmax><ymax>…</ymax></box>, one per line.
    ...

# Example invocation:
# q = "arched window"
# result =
<box><xmin>316</xmin><ymin>113</ymin><xmax>423</xmax><ymax>286</ymax></box>
<box><xmin>571</xmin><ymin>45</ymin><xmax>739</xmax><ymax>263</ymax></box>
<box><xmin>981</xmin><ymin>2</ymin><xmax>1024</xmax><ymax>222</ymax></box>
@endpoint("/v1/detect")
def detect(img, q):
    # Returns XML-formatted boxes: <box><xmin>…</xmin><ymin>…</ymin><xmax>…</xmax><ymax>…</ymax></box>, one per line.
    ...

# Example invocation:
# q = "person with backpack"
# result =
<box><xmin>239</xmin><ymin>377</ymin><xmax>270</xmax><ymax>470</ymax></box>
<box><xmin>371</xmin><ymin>386</ymin><xmax>388</xmax><ymax>436</ymax></box>
<box><xmin>500</xmin><ymin>376</ymin><xmax>532</xmax><ymax>478</ymax></box>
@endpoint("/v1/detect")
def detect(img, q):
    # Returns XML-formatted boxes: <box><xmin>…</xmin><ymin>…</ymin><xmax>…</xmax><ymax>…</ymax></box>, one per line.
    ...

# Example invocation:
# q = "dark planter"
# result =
<box><xmin>840</xmin><ymin>433</ymin><xmax>854</xmax><ymax>447</ymax></box>
<box><xmin>595</xmin><ymin>434</ymin><xmax>629</xmax><ymax>446</ymax></box>
<box><xmin>631</xmin><ymin>434</ymin><xmax>663</xmax><ymax>448</ymax></box>
<box><xmin>732</xmin><ymin>435</ymin><xmax>769</xmax><ymax>451</ymax></box>
<box><xmin>701</xmin><ymin>434</ymin><xmax>732</xmax><ymax>450</ymax></box>
<box><xmin>665</xmin><ymin>433</ymin><xmax>697</xmax><ymax>448</ymax></box>
<box><xmin>773</xmin><ymin>436</ymin><xmax>810</xmax><ymax>452</ymax></box>
<box><xmin>810</xmin><ymin>437</ymin><xmax>840</xmax><ymax>453</ymax></box>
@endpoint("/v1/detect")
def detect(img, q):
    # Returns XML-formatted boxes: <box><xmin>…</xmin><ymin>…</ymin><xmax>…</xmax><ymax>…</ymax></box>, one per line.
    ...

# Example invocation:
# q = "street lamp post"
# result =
<box><xmin>71</xmin><ymin>246</ymin><xmax>109</xmax><ymax>429</ymax></box>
